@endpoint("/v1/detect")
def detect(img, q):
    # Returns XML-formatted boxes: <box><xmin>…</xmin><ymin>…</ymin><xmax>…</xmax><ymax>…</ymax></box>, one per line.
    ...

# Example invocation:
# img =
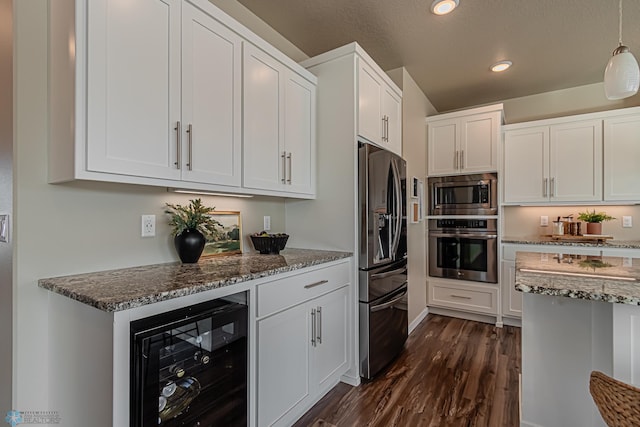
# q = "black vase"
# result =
<box><xmin>174</xmin><ymin>229</ymin><xmax>206</xmax><ymax>263</ymax></box>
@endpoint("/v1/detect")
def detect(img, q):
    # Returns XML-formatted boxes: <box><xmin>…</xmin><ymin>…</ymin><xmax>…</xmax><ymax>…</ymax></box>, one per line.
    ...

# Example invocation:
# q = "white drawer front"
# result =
<box><xmin>429</xmin><ymin>282</ymin><xmax>498</xmax><ymax>315</ymax></box>
<box><xmin>257</xmin><ymin>260</ymin><xmax>350</xmax><ymax>318</ymax></box>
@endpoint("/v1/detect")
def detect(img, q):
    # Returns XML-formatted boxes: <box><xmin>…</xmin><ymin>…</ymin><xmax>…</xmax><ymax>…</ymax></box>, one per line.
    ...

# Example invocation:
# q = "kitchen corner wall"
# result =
<box><xmin>12</xmin><ymin>0</ymin><xmax>294</xmax><ymax>414</ymax></box>
<box><xmin>503</xmin><ymin>205</ymin><xmax>640</xmax><ymax>241</ymax></box>
<box><xmin>387</xmin><ymin>68</ymin><xmax>438</xmax><ymax>326</ymax></box>
<box><xmin>0</xmin><ymin>0</ymin><xmax>12</xmax><ymax>414</ymax></box>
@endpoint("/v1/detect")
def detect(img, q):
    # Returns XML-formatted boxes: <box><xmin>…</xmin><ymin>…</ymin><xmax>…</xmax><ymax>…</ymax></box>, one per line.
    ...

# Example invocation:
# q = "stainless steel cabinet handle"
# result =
<box><xmin>455</xmin><ymin>150</ymin><xmax>459</xmax><ymax>169</ymax></box>
<box><xmin>186</xmin><ymin>124</ymin><xmax>193</xmax><ymax>171</ymax></box>
<box><xmin>550</xmin><ymin>177</ymin><xmax>555</xmax><ymax>197</ymax></box>
<box><xmin>543</xmin><ymin>178</ymin><xmax>548</xmax><ymax>197</ymax></box>
<box><xmin>281</xmin><ymin>152</ymin><xmax>286</xmax><ymax>183</ymax></box>
<box><xmin>450</xmin><ymin>294</ymin><xmax>472</xmax><ymax>300</ymax></box>
<box><xmin>317</xmin><ymin>306</ymin><xmax>322</xmax><ymax>344</ymax></box>
<box><xmin>460</xmin><ymin>150</ymin><xmax>464</xmax><ymax>169</ymax></box>
<box><xmin>287</xmin><ymin>153</ymin><xmax>292</xmax><ymax>184</ymax></box>
<box><xmin>304</xmin><ymin>279</ymin><xmax>329</xmax><ymax>289</ymax></box>
<box><xmin>311</xmin><ymin>308</ymin><xmax>316</xmax><ymax>347</ymax></box>
<box><xmin>174</xmin><ymin>121</ymin><xmax>181</xmax><ymax>169</ymax></box>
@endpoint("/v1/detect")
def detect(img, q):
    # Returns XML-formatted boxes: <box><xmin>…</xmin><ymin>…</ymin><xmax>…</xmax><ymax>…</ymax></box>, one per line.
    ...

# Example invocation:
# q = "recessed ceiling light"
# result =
<box><xmin>491</xmin><ymin>60</ymin><xmax>512</xmax><ymax>72</ymax></box>
<box><xmin>431</xmin><ymin>0</ymin><xmax>459</xmax><ymax>15</ymax></box>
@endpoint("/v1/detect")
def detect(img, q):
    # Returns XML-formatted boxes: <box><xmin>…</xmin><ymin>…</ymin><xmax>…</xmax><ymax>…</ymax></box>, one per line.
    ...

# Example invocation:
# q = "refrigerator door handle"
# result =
<box><xmin>390</xmin><ymin>158</ymin><xmax>403</xmax><ymax>258</ymax></box>
<box><xmin>370</xmin><ymin>267</ymin><xmax>407</xmax><ymax>280</ymax></box>
<box><xmin>371</xmin><ymin>285</ymin><xmax>408</xmax><ymax>312</ymax></box>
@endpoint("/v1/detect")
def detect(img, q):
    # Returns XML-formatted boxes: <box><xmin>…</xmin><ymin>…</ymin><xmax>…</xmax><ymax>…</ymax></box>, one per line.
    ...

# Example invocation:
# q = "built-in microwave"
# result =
<box><xmin>428</xmin><ymin>173</ymin><xmax>497</xmax><ymax>216</ymax></box>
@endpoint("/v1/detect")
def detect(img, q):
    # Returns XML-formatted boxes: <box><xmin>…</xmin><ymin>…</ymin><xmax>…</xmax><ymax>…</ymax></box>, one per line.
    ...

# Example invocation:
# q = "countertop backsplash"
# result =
<box><xmin>502</xmin><ymin>205</ymin><xmax>640</xmax><ymax>241</ymax></box>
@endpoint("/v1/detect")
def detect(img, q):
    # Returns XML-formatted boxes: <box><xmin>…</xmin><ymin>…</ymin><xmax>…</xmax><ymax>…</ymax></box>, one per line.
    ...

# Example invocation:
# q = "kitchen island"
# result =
<box><xmin>516</xmin><ymin>251</ymin><xmax>640</xmax><ymax>427</ymax></box>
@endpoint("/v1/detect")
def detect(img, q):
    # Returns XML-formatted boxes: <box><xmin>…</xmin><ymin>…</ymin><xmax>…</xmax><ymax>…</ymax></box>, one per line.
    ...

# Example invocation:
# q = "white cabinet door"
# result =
<box><xmin>311</xmin><ymin>286</ymin><xmax>349</xmax><ymax>392</ymax></box>
<box><xmin>243</xmin><ymin>44</ymin><xmax>284</xmax><ymax>192</ymax></box>
<box><xmin>382</xmin><ymin>85</ymin><xmax>402</xmax><ymax>156</ymax></box>
<box><xmin>284</xmin><ymin>71</ymin><xmax>315</xmax><ymax>195</ymax></box>
<box><xmin>427</xmin><ymin>118</ymin><xmax>458</xmax><ymax>175</ymax></box>
<box><xmin>86</xmin><ymin>0</ymin><xmax>182</xmax><ymax>180</ymax></box>
<box><xmin>358</xmin><ymin>61</ymin><xmax>382</xmax><ymax>145</ymax></box>
<box><xmin>181</xmin><ymin>3</ymin><xmax>242</xmax><ymax>186</ymax></box>
<box><xmin>501</xmin><ymin>260</ymin><xmax>521</xmax><ymax>318</ymax></box>
<box><xmin>503</xmin><ymin>126</ymin><xmax>549</xmax><ymax>203</ymax></box>
<box><xmin>549</xmin><ymin>120</ymin><xmax>602</xmax><ymax>202</ymax></box>
<box><xmin>257</xmin><ymin>302</ymin><xmax>311</xmax><ymax>427</ymax></box>
<box><xmin>604</xmin><ymin>114</ymin><xmax>640</xmax><ymax>201</ymax></box>
<box><xmin>460</xmin><ymin>111</ymin><xmax>498</xmax><ymax>173</ymax></box>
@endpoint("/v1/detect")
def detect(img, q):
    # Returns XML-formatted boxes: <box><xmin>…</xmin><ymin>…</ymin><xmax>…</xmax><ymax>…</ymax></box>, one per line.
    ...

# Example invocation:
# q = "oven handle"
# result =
<box><xmin>371</xmin><ymin>285</ymin><xmax>408</xmax><ymax>312</ymax></box>
<box><xmin>370</xmin><ymin>267</ymin><xmax>407</xmax><ymax>280</ymax></box>
<box><xmin>429</xmin><ymin>232</ymin><xmax>497</xmax><ymax>239</ymax></box>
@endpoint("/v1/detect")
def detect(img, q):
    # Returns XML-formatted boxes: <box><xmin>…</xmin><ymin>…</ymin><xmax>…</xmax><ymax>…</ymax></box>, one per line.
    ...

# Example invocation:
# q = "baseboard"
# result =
<box><xmin>340</xmin><ymin>372</ymin><xmax>360</xmax><ymax>387</ymax></box>
<box><xmin>428</xmin><ymin>306</ymin><xmax>498</xmax><ymax>326</ymax></box>
<box><xmin>503</xmin><ymin>316</ymin><xmax>522</xmax><ymax>328</ymax></box>
<box><xmin>408</xmin><ymin>307</ymin><xmax>429</xmax><ymax>334</ymax></box>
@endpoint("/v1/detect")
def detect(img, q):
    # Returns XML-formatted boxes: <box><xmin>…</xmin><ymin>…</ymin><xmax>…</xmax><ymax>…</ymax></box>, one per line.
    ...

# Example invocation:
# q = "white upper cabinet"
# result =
<box><xmin>49</xmin><ymin>0</ymin><xmax>316</xmax><ymax>198</ymax></box>
<box><xmin>358</xmin><ymin>60</ymin><xmax>402</xmax><ymax>156</ymax></box>
<box><xmin>604</xmin><ymin>114</ymin><xmax>640</xmax><ymax>201</ymax></box>
<box><xmin>85</xmin><ymin>0</ymin><xmax>182</xmax><ymax>181</ymax></box>
<box><xmin>503</xmin><ymin>119</ymin><xmax>603</xmax><ymax>204</ymax></box>
<box><xmin>427</xmin><ymin>105</ymin><xmax>502</xmax><ymax>176</ymax></box>
<box><xmin>243</xmin><ymin>44</ymin><xmax>316</xmax><ymax>196</ymax></box>
<box><xmin>180</xmin><ymin>3</ymin><xmax>242</xmax><ymax>186</ymax></box>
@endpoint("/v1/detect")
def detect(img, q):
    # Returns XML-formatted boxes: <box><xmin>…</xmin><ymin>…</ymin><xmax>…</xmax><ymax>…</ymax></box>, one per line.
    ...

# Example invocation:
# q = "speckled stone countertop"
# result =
<box><xmin>515</xmin><ymin>251</ymin><xmax>640</xmax><ymax>305</ymax></box>
<box><xmin>503</xmin><ymin>237</ymin><xmax>640</xmax><ymax>249</ymax></box>
<box><xmin>39</xmin><ymin>249</ymin><xmax>352</xmax><ymax>312</ymax></box>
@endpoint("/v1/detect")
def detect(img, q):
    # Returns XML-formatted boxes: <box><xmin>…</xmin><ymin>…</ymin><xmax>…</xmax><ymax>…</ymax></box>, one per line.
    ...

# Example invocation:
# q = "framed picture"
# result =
<box><xmin>410</xmin><ymin>201</ymin><xmax>420</xmax><ymax>224</ymax></box>
<box><xmin>411</xmin><ymin>177</ymin><xmax>419</xmax><ymax>198</ymax></box>
<box><xmin>201</xmin><ymin>211</ymin><xmax>242</xmax><ymax>257</ymax></box>
<box><xmin>418</xmin><ymin>180</ymin><xmax>425</xmax><ymax>220</ymax></box>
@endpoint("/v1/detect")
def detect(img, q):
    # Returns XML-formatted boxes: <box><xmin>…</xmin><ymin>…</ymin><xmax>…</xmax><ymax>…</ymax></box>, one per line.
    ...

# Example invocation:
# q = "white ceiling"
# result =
<box><xmin>235</xmin><ymin>0</ymin><xmax>640</xmax><ymax>112</ymax></box>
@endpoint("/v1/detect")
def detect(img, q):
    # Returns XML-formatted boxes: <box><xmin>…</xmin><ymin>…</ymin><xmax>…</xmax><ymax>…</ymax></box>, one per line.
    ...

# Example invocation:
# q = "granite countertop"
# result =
<box><xmin>503</xmin><ymin>237</ymin><xmax>640</xmax><ymax>249</ymax></box>
<box><xmin>39</xmin><ymin>249</ymin><xmax>352</xmax><ymax>312</ymax></box>
<box><xmin>515</xmin><ymin>251</ymin><xmax>640</xmax><ymax>305</ymax></box>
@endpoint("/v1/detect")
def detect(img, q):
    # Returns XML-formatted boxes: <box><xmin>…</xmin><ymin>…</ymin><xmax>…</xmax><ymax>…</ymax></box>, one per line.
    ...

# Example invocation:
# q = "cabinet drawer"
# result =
<box><xmin>257</xmin><ymin>261</ymin><xmax>350</xmax><ymax>318</ymax></box>
<box><xmin>429</xmin><ymin>281</ymin><xmax>498</xmax><ymax>315</ymax></box>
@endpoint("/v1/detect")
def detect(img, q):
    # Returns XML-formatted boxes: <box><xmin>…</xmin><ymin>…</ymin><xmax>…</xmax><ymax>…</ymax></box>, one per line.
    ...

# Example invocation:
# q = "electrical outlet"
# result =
<box><xmin>540</xmin><ymin>216</ymin><xmax>549</xmax><ymax>226</ymax></box>
<box><xmin>141</xmin><ymin>215</ymin><xmax>156</xmax><ymax>237</ymax></box>
<box><xmin>623</xmin><ymin>216</ymin><xmax>633</xmax><ymax>228</ymax></box>
<box><xmin>263</xmin><ymin>216</ymin><xmax>271</xmax><ymax>231</ymax></box>
<box><xmin>0</xmin><ymin>214</ymin><xmax>8</xmax><ymax>243</ymax></box>
<box><xmin>623</xmin><ymin>257</ymin><xmax>633</xmax><ymax>267</ymax></box>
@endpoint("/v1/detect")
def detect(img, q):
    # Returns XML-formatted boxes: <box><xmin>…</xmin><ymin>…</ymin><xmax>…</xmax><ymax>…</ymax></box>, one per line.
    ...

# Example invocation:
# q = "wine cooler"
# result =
<box><xmin>130</xmin><ymin>298</ymin><xmax>248</xmax><ymax>427</ymax></box>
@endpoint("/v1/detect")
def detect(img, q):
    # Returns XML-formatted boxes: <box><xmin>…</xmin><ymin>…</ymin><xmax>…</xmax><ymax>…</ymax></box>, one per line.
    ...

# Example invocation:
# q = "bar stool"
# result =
<box><xmin>589</xmin><ymin>371</ymin><xmax>640</xmax><ymax>427</ymax></box>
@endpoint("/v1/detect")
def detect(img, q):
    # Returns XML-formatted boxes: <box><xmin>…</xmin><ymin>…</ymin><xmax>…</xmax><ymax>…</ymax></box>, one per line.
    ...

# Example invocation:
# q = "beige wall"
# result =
<box><xmin>501</xmin><ymin>82</ymin><xmax>640</xmax><ymax>124</ymax></box>
<box><xmin>503</xmin><ymin>205</ymin><xmax>640</xmax><ymax>241</ymax></box>
<box><xmin>208</xmin><ymin>0</ymin><xmax>308</xmax><ymax>62</ymax></box>
<box><xmin>13</xmin><ymin>0</ymin><xmax>291</xmax><ymax>412</ymax></box>
<box><xmin>0</xmin><ymin>0</ymin><xmax>12</xmax><ymax>414</ymax></box>
<box><xmin>388</xmin><ymin>67</ymin><xmax>437</xmax><ymax>325</ymax></box>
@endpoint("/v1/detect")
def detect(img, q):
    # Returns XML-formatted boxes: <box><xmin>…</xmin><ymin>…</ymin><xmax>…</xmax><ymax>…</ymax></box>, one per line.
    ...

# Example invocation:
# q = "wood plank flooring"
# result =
<box><xmin>294</xmin><ymin>314</ymin><xmax>521</xmax><ymax>427</ymax></box>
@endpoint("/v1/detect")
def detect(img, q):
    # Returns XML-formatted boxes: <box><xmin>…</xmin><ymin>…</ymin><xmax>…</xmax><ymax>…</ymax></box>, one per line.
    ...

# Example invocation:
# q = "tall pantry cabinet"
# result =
<box><xmin>285</xmin><ymin>42</ymin><xmax>403</xmax><ymax>384</ymax></box>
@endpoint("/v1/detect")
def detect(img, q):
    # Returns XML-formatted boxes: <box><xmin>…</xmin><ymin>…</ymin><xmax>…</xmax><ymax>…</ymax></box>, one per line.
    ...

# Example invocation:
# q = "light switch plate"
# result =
<box><xmin>0</xmin><ymin>214</ymin><xmax>8</xmax><ymax>243</ymax></box>
<box><xmin>540</xmin><ymin>216</ymin><xmax>549</xmax><ymax>226</ymax></box>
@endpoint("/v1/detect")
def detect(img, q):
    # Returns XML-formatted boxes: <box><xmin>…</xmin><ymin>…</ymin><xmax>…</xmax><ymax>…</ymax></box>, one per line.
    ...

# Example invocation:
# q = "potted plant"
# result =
<box><xmin>165</xmin><ymin>199</ymin><xmax>221</xmax><ymax>263</ymax></box>
<box><xmin>577</xmin><ymin>210</ymin><xmax>615</xmax><ymax>235</ymax></box>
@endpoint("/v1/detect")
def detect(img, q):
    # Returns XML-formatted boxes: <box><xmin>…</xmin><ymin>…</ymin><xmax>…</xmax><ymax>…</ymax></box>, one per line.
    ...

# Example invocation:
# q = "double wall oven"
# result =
<box><xmin>428</xmin><ymin>173</ymin><xmax>498</xmax><ymax>284</ymax></box>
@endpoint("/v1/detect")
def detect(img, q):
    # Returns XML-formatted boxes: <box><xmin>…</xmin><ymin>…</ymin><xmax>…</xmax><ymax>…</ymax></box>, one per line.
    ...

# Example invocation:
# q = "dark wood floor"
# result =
<box><xmin>294</xmin><ymin>314</ymin><xmax>521</xmax><ymax>427</ymax></box>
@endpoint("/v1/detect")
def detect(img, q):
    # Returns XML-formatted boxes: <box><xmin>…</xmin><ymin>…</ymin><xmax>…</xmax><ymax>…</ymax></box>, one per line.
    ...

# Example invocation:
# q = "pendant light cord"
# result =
<box><xmin>618</xmin><ymin>0</ymin><xmax>623</xmax><ymax>45</ymax></box>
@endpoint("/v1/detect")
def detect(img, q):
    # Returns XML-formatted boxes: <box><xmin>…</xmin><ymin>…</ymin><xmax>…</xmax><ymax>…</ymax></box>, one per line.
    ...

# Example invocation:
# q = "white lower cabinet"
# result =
<box><xmin>428</xmin><ymin>278</ymin><xmax>498</xmax><ymax>315</ymax></box>
<box><xmin>500</xmin><ymin>260</ymin><xmax>521</xmax><ymax>318</ymax></box>
<box><xmin>256</xmin><ymin>263</ymin><xmax>350</xmax><ymax>427</ymax></box>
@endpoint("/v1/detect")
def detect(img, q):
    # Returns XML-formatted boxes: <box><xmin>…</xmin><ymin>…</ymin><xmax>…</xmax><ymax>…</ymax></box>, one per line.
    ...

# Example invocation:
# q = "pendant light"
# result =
<box><xmin>604</xmin><ymin>0</ymin><xmax>640</xmax><ymax>100</ymax></box>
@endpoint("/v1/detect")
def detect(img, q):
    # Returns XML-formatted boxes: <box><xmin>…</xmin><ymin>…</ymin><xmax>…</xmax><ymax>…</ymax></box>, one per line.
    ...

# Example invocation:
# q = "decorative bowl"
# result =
<box><xmin>250</xmin><ymin>233</ymin><xmax>289</xmax><ymax>255</ymax></box>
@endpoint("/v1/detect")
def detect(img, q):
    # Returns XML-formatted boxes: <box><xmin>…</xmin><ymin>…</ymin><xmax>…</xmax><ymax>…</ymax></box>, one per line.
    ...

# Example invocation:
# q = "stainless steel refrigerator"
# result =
<box><xmin>358</xmin><ymin>142</ymin><xmax>408</xmax><ymax>379</ymax></box>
